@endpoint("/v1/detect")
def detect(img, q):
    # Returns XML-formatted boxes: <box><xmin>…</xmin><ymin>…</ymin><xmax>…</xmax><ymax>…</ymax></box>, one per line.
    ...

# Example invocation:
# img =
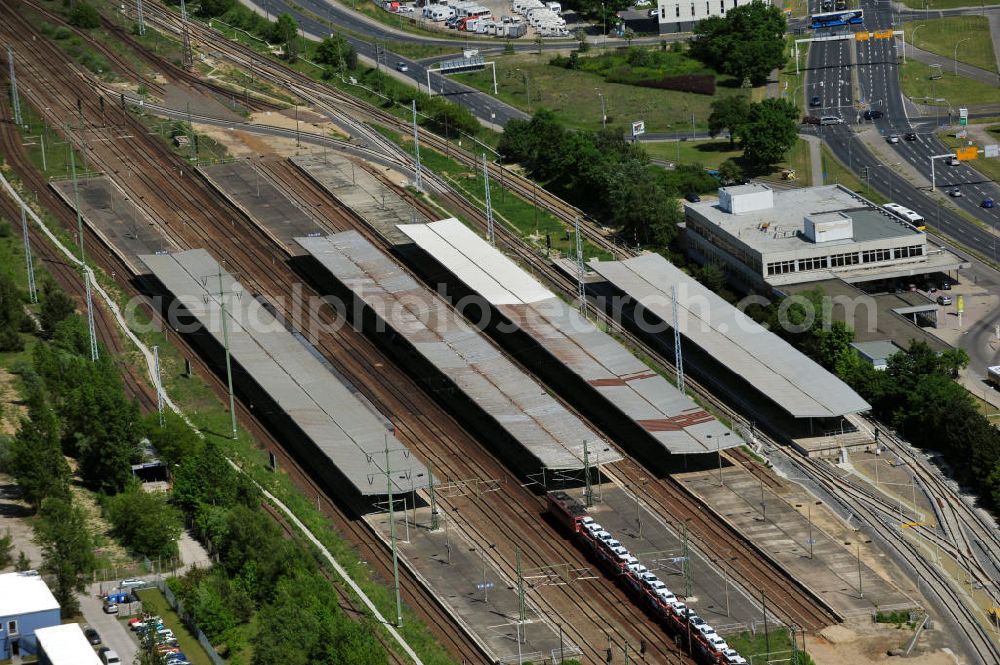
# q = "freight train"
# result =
<box><xmin>547</xmin><ymin>491</ymin><xmax>748</xmax><ymax>665</ymax></box>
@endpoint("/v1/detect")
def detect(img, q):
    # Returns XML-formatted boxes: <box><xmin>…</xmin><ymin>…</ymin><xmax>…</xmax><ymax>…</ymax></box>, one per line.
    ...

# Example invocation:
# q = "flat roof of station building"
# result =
<box><xmin>297</xmin><ymin>232</ymin><xmax>615</xmax><ymax>471</ymax></box>
<box><xmin>588</xmin><ymin>253</ymin><xmax>871</xmax><ymax>419</ymax></box>
<box><xmin>687</xmin><ymin>184</ymin><xmax>923</xmax><ymax>253</ymax></box>
<box><xmin>140</xmin><ymin>250</ymin><xmax>431</xmax><ymax>496</ymax></box>
<box><xmin>397</xmin><ymin>218</ymin><xmax>738</xmax><ymax>455</ymax></box>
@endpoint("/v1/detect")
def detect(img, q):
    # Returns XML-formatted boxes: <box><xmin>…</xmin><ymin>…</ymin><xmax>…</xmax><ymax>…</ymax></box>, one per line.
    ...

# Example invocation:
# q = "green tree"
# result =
<box><xmin>105</xmin><ymin>482</ymin><xmax>183</xmax><ymax>559</ymax></box>
<box><xmin>708</xmin><ymin>95</ymin><xmax>750</xmax><ymax>148</ymax></box>
<box><xmin>689</xmin><ymin>0</ymin><xmax>787</xmax><ymax>86</ymax></box>
<box><xmin>143</xmin><ymin>411</ymin><xmax>202</xmax><ymax>466</ymax></box>
<box><xmin>39</xmin><ymin>282</ymin><xmax>76</xmax><ymax>339</ymax></box>
<box><xmin>737</xmin><ymin>98</ymin><xmax>798</xmax><ymax>170</ymax></box>
<box><xmin>197</xmin><ymin>0</ymin><xmax>235</xmax><ymax>17</ymax></box>
<box><xmin>0</xmin><ymin>528</ymin><xmax>13</xmax><ymax>570</ymax></box>
<box><xmin>0</xmin><ymin>271</ymin><xmax>25</xmax><ymax>352</ymax></box>
<box><xmin>315</xmin><ymin>35</ymin><xmax>357</xmax><ymax>70</ymax></box>
<box><xmin>14</xmin><ymin>551</ymin><xmax>31</xmax><ymax>572</ymax></box>
<box><xmin>718</xmin><ymin>158</ymin><xmax>744</xmax><ymax>185</ymax></box>
<box><xmin>35</xmin><ymin>497</ymin><xmax>95</xmax><ymax>615</ymax></box>
<box><xmin>6</xmin><ymin>390</ymin><xmax>72</xmax><ymax>511</ymax></box>
<box><xmin>699</xmin><ymin>263</ymin><xmax>726</xmax><ymax>293</ymax></box>
<box><xmin>68</xmin><ymin>1</ymin><xmax>101</xmax><ymax>29</ymax></box>
<box><xmin>272</xmin><ymin>13</ymin><xmax>300</xmax><ymax>61</ymax></box>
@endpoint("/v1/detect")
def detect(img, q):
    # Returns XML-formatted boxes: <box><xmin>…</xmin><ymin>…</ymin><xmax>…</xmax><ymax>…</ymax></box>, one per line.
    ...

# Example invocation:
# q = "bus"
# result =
<box><xmin>809</xmin><ymin>9</ymin><xmax>863</xmax><ymax>28</ymax></box>
<box><xmin>882</xmin><ymin>202</ymin><xmax>926</xmax><ymax>230</ymax></box>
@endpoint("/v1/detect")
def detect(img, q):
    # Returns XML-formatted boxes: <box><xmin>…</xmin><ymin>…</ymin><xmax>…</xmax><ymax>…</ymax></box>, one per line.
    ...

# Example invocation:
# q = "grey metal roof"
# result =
<box><xmin>588</xmin><ymin>253</ymin><xmax>872</xmax><ymax>419</ymax></box>
<box><xmin>397</xmin><ymin>219</ymin><xmax>738</xmax><ymax>454</ymax></box>
<box><xmin>296</xmin><ymin>232</ymin><xmax>616</xmax><ymax>470</ymax></box>
<box><xmin>140</xmin><ymin>249</ymin><xmax>431</xmax><ymax>496</ymax></box>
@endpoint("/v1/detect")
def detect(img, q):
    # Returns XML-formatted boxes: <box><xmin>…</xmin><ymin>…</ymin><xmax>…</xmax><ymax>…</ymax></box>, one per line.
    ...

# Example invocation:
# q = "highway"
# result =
<box><xmin>804</xmin><ymin>0</ymin><xmax>1000</xmax><ymax>241</ymax></box>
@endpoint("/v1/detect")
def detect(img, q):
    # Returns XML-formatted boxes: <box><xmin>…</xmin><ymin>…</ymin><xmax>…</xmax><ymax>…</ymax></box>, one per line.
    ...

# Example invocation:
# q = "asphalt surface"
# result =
<box><xmin>803</xmin><ymin>0</ymin><xmax>1000</xmax><ymax>245</ymax></box>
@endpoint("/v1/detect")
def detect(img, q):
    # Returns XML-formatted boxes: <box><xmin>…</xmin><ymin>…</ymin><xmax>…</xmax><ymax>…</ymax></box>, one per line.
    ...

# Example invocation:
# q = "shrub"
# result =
<box><xmin>68</xmin><ymin>2</ymin><xmax>101</xmax><ymax>29</ymax></box>
<box><xmin>634</xmin><ymin>74</ymin><xmax>716</xmax><ymax>95</ymax></box>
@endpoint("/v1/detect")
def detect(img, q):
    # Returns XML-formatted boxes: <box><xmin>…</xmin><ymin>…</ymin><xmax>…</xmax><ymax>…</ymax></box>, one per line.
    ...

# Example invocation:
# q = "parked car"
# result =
<box><xmin>809</xmin><ymin>95</ymin><xmax>821</xmax><ymax>107</ymax></box>
<box><xmin>721</xmin><ymin>649</ymin><xmax>748</xmax><ymax>664</ymax></box>
<box><xmin>395</xmin><ymin>61</ymin><xmax>408</xmax><ymax>72</ymax></box>
<box><xmin>100</xmin><ymin>649</ymin><xmax>121</xmax><ymax>665</ymax></box>
<box><xmin>940</xmin><ymin>280</ymin><xmax>951</xmax><ymax>290</ymax></box>
<box><xmin>103</xmin><ymin>602</ymin><xmax>118</xmax><ymax>614</ymax></box>
<box><xmin>398</xmin><ymin>4</ymin><xmax>415</xmax><ymax>11</ymax></box>
<box><xmin>84</xmin><ymin>627</ymin><xmax>101</xmax><ymax>645</ymax></box>
<box><xmin>120</xmin><ymin>578</ymin><xmax>145</xmax><ymax>589</ymax></box>
<box><xmin>648</xmin><ymin>7</ymin><xmax>659</xmax><ymax>16</ymax></box>
<box><xmin>685</xmin><ymin>192</ymin><xmax>701</xmax><ymax>203</ymax></box>
<box><xmin>983</xmin><ymin>198</ymin><xmax>995</xmax><ymax>209</ymax></box>
<box><xmin>937</xmin><ymin>295</ymin><xmax>953</xmax><ymax>305</ymax></box>
<box><xmin>886</xmin><ymin>134</ymin><xmax>900</xmax><ymax>144</ymax></box>
<box><xmin>801</xmin><ymin>115</ymin><xmax>820</xmax><ymax>125</ymax></box>
<box><xmin>949</xmin><ymin>187</ymin><xmax>962</xmax><ymax>197</ymax></box>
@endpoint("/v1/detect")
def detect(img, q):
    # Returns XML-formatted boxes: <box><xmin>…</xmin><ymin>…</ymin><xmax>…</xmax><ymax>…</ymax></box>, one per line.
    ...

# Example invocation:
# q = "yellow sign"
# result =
<box><xmin>873</xmin><ymin>29</ymin><xmax>894</xmax><ymax>39</ymax></box>
<box><xmin>956</xmin><ymin>146</ymin><xmax>979</xmax><ymax>161</ymax></box>
<box><xmin>855</xmin><ymin>31</ymin><xmax>870</xmax><ymax>41</ymax></box>
<box><xmin>957</xmin><ymin>295</ymin><xmax>965</xmax><ymax>313</ymax></box>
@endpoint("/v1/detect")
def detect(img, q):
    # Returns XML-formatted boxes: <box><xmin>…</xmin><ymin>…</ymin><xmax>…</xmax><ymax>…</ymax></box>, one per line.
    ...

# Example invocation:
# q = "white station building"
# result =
<box><xmin>656</xmin><ymin>0</ymin><xmax>752</xmax><ymax>32</ymax></box>
<box><xmin>683</xmin><ymin>184</ymin><xmax>967</xmax><ymax>291</ymax></box>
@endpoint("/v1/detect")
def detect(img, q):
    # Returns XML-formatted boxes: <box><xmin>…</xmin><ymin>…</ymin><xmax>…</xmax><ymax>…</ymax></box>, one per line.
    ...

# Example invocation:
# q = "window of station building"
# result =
<box><xmin>690</xmin><ymin>3</ymin><xmax>695</xmax><ymax>14</ymax></box>
<box><xmin>829</xmin><ymin>252</ymin><xmax>859</xmax><ymax>267</ymax></box>
<box><xmin>720</xmin><ymin>0</ymin><xmax>724</xmax><ymax>10</ymax></box>
<box><xmin>766</xmin><ymin>259</ymin><xmax>797</xmax><ymax>275</ymax></box>
<box><xmin>705</xmin><ymin>1</ymin><xmax>709</xmax><ymax>13</ymax></box>
<box><xmin>862</xmin><ymin>248</ymin><xmax>892</xmax><ymax>263</ymax></box>
<box><xmin>676</xmin><ymin>5</ymin><xmax>681</xmax><ymax>15</ymax></box>
<box><xmin>893</xmin><ymin>244</ymin><xmax>924</xmax><ymax>259</ymax></box>
<box><xmin>798</xmin><ymin>256</ymin><xmax>828</xmax><ymax>271</ymax></box>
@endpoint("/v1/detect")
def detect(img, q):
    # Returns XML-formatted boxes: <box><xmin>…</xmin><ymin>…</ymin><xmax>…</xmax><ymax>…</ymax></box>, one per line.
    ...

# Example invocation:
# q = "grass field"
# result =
<box><xmin>454</xmin><ymin>52</ymin><xmax>759</xmax><ymax>133</ymax></box>
<box><xmin>903</xmin><ymin>16</ymin><xmax>998</xmax><ymax>73</ymax></box>
<box><xmin>900</xmin><ymin>60</ymin><xmax>1000</xmax><ymax>108</ymax></box>
<box><xmin>644</xmin><ymin>137</ymin><xmax>812</xmax><ymax>184</ymax></box>
<box><xmin>897</xmin><ymin>0</ymin><xmax>1000</xmax><ymax>9</ymax></box>
<box><xmin>135</xmin><ymin>588</ymin><xmax>214</xmax><ymax>665</ymax></box>
<box><xmin>821</xmin><ymin>144</ymin><xmax>890</xmax><ymax>203</ymax></box>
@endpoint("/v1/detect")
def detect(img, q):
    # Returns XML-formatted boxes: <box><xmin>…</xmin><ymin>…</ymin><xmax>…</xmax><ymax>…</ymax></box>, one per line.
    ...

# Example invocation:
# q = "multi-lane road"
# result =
<box><xmin>804</xmin><ymin>0</ymin><xmax>999</xmax><ymax>236</ymax></box>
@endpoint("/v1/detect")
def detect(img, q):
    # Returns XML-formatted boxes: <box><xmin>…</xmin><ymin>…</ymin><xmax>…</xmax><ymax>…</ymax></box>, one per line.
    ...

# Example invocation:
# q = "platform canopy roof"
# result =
<box><xmin>141</xmin><ymin>249</ymin><xmax>431</xmax><ymax>496</ymax></box>
<box><xmin>398</xmin><ymin>219</ymin><xmax>740</xmax><ymax>454</ymax></box>
<box><xmin>588</xmin><ymin>253</ymin><xmax>871</xmax><ymax>419</ymax></box>
<box><xmin>297</xmin><ymin>232</ymin><xmax>617</xmax><ymax>470</ymax></box>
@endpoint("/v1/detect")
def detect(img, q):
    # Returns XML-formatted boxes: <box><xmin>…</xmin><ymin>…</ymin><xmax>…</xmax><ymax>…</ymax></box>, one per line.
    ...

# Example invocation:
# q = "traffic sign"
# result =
<box><xmin>855</xmin><ymin>31</ymin><xmax>870</xmax><ymax>41</ymax></box>
<box><xmin>986</xmin><ymin>144</ymin><xmax>999</xmax><ymax>159</ymax></box>
<box><xmin>955</xmin><ymin>146</ymin><xmax>978</xmax><ymax>161</ymax></box>
<box><xmin>873</xmin><ymin>29</ymin><xmax>893</xmax><ymax>39</ymax></box>
<box><xmin>959</xmin><ymin>107</ymin><xmax>968</xmax><ymax>126</ymax></box>
<box><xmin>631</xmin><ymin>120</ymin><xmax>646</xmax><ymax>138</ymax></box>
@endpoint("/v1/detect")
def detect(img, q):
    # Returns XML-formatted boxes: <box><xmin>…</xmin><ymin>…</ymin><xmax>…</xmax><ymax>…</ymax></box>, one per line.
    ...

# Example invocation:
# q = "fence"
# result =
<box><xmin>92</xmin><ymin>556</ymin><xmax>181</xmax><ymax>586</ymax></box>
<box><xmin>157</xmin><ymin>580</ymin><xmax>226</xmax><ymax>665</ymax></box>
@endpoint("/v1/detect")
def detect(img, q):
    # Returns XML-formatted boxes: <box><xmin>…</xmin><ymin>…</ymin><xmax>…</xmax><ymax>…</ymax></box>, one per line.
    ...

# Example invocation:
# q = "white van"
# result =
<box><xmin>546</xmin><ymin>1</ymin><xmax>561</xmax><ymax>12</ymax></box>
<box><xmin>100</xmin><ymin>650</ymin><xmax>121</xmax><ymax>665</ymax></box>
<box><xmin>430</xmin><ymin>6</ymin><xmax>454</xmax><ymax>20</ymax></box>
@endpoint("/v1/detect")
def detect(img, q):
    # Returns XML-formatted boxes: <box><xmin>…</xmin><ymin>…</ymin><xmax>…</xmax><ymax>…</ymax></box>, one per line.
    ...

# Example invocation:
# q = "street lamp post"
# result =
<box><xmin>954</xmin><ymin>37</ymin><xmax>971</xmax><ymax>75</ymax></box>
<box><xmin>911</xmin><ymin>24</ymin><xmax>926</xmax><ymax>52</ymax></box>
<box><xmin>597</xmin><ymin>90</ymin><xmax>606</xmax><ymax>128</ymax></box>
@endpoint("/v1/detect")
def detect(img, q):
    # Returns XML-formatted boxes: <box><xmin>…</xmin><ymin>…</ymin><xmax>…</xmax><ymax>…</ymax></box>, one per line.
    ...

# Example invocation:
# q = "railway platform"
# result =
<box><xmin>365</xmin><ymin>505</ymin><xmax>578</xmax><ymax>664</ymax></box>
<box><xmin>563</xmin><ymin>483</ymin><xmax>771</xmax><ymax>633</ymax></box>
<box><xmin>50</xmin><ymin>176</ymin><xmax>176</xmax><ymax>272</ymax></box>
<box><xmin>290</xmin><ymin>153</ymin><xmax>427</xmax><ymax>244</ymax></box>
<box><xmin>678</xmin><ymin>464</ymin><xmax>917</xmax><ymax>620</ymax></box>
<box><xmin>199</xmin><ymin>161</ymin><xmax>323</xmax><ymax>250</ymax></box>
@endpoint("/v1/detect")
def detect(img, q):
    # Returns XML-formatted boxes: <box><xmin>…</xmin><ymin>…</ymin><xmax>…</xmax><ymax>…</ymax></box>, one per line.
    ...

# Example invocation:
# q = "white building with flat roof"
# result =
<box><xmin>36</xmin><ymin>624</ymin><xmax>102</xmax><ymax>665</ymax></box>
<box><xmin>684</xmin><ymin>184</ymin><xmax>967</xmax><ymax>290</ymax></box>
<box><xmin>657</xmin><ymin>0</ymin><xmax>752</xmax><ymax>32</ymax></box>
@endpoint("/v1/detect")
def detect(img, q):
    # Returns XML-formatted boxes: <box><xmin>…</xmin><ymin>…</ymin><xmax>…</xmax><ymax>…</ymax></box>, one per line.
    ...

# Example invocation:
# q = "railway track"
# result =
<box><xmin>111</xmin><ymin>5</ymin><xmax>1000</xmax><ymax>660</ymax></box>
<box><xmin>0</xmin><ymin>9</ymin><xmax>718</xmax><ymax>663</ymax></box>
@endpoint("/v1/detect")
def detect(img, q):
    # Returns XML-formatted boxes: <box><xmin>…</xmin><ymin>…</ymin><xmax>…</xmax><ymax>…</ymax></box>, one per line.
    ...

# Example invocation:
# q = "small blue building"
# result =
<box><xmin>0</xmin><ymin>571</ymin><xmax>61</xmax><ymax>659</ymax></box>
